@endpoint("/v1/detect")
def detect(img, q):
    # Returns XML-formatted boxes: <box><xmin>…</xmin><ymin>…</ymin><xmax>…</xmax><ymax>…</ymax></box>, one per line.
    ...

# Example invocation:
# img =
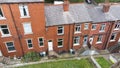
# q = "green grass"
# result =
<box><xmin>96</xmin><ymin>57</ymin><xmax>112</xmax><ymax>68</ymax></box>
<box><xmin>17</xmin><ymin>59</ymin><xmax>95</xmax><ymax>68</ymax></box>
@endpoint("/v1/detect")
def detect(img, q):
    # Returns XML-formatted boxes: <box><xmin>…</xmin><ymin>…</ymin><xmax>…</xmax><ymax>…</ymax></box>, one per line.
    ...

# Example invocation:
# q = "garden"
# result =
<box><xmin>17</xmin><ymin>58</ymin><xmax>95</xmax><ymax>68</ymax></box>
<box><xmin>95</xmin><ymin>57</ymin><xmax>112</xmax><ymax>68</ymax></box>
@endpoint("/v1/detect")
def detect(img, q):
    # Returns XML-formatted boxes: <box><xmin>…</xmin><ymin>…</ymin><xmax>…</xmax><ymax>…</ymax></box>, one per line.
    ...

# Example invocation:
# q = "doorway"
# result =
<box><xmin>48</xmin><ymin>40</ymin><xmax>53</xmax><ymax>51</ymax></box>
<box><xmin>83</xmin><ymin>35</ymin><xmax>88</xmax><ymax>47</ymax></box>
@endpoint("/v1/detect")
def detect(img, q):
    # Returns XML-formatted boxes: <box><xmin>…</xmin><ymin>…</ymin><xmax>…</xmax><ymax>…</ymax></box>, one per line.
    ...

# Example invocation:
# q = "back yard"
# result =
<box><xmin>96</xmin><ymin>57</ymin><xmax>112</xmax><ymax>68</ymax></box>
<box><xmin>17</xmin><ymin>58</ymin><xmax>95</xmax><ymax>68</ymax></box>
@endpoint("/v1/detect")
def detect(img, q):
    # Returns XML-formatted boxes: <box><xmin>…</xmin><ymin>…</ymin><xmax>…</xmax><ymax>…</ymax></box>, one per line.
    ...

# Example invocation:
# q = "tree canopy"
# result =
<box><xmin>45</xmin><ymin>0</ymin><xmax>120</xmax><ymax>3</ymax></box>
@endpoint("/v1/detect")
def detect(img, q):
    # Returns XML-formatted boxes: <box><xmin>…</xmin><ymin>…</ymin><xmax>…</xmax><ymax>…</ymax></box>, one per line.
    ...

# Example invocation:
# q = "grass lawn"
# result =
<box><xmin>17</xmin><ymin>58</ymin><xmax>95</xmax><ymax>68</ymax></box>
<box><xmin>96</xmin><ymin>57</ymin><xmax>112</xmax><ymax>68</ymax></box>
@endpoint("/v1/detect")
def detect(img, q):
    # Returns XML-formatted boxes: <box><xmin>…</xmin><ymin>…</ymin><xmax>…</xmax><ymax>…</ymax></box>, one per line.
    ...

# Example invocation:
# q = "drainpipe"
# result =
<box><xmin>72</xmin><ymin>23</ymin><xmax>75</xmax><ymax>49</ymax></box>
<box><xmin>68</xmin><ymin>24</ymin><xmax>71</xmax><ymax>51</ymax></box>
<box><xmin>8</xmin><ymin>4</ymin><xmax>24</xmax><ymax>56</ymax></box>
<box><xmin>105</xmin><ymin>21</ymin><xmax>115</xmax><ymax>49</ymax></box>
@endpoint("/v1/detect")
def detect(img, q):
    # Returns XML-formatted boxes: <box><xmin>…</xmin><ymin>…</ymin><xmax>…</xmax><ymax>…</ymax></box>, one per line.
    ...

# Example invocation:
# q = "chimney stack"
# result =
<box><xmin>103</xmin><ymin>0</ymin><xmax>110</xmax><ymax>13</ymax></box>
<box><xmin>63</xmin><ymin>0</ymin><xmax>69</xmax><ymax>11</ymax></box>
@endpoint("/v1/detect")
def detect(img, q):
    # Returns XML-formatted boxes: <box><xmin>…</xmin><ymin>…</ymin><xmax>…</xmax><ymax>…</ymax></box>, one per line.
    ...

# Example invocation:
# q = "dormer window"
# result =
<box><xmin>19</xmin><ymin>4</ymin><xmax>30</xmax><ymax>18</ymax></box>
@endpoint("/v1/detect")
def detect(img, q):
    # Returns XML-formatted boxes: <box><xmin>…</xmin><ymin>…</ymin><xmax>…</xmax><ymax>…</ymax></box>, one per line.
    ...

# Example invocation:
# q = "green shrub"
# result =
<box><xmin>22</xmin><ymin>51</ymin><xmax>40</xmax><ymax>62</ymax></box>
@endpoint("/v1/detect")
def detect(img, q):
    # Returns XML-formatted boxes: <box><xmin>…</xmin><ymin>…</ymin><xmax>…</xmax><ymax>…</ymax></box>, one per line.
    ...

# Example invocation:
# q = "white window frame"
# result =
<box><xmin>5</xmin><ymin>41</ymin><xmax>16</xmax><ymax>53</ymax></box>
<box><xmin>91</xmin><ymin>24</ymin><xmax>97</xmax><ymax>30</ymax></box>
<box><xmin>75</xmin><ymin>24</ymin><xmax>81</xmax><ymax>33</ymax></box>
<box><xmin>38</xmin><ymin>37</ymin><xmax>44</xmax><ymax>47</ymax></box>
<box><xmin>0</xmin><ymin>6</ymin><xmax>6</xmax><ymax>20</ymax></box>
<box><xmin>99</xmin><ymin>24</ymin><xmax>106</xmax><ymax>32</ymax></box>
<box><xmin>57</xmin><ymin>26</ymin><xmax>64</xmax><ymax>35</ymax></box>
<box><xmin>73</xmin><ymin>36</ymin><xmax>80</xmax><ymax>46</ymax></box>
<box><xmin>118</xmin><ymin>38</ymin><xmax>120</xmax><ymax>42</ymax></box>
<box><xmin>114</xmin><ymin>22</ymin><xmax>120</xmax><ymax>30</ymax></box>
<box><xmin>57</xmin><ymin>38</ymin><xmax>63</xmax><ymax>48</ymax></box>
<box><xmin>110</xmin><ymin>33</ymin><xmax>117</xmax><ymax>42</ymax></box>
<box><xmin>26</xmin><ymin>39</ymin><xmax>33</xmax><ymax>49</ymax></box>
<box><xmin>96</xmin><ymin>35</ymin><xmax>103</xmax><ymax>44</ymax></box>
<box><xmin>84</xmin><ymin>23</ymin><xmax>89</xmax><ymax>30</ymax></box>
<box><xmin>22</xmin><ymin>23</ymin><xmax>33</xmax><ymax>35</ymax></box>
<box><xmin>0</xmin><ymin>25</ymin><xmax>11</xmax><ymax>37</ymax></box>
<box><xmin>19</xmin><ymin>4</ymin><xmax>30</xmax><ymax>18</ymax></box>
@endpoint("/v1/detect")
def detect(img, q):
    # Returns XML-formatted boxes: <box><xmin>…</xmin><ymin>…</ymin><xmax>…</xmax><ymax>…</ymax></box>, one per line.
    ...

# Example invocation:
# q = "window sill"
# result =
<box><xmin>110</xmin><ymin>40</ymin><xmax>115</xmax><ymax>42</ymax></box>
<box><xmin>1</xmin><ymin>35</ymin><xmax>12</xmax><ymax>38</ymax></box>
<box><xmin>114</xmin><ymin>29</ymin><xmax>119</xmax><ymax>30</ymax></box>
<box><xmin>20</xmin><ymin>16</ymin><xmax>30</xmax><ymax>19</ymax></box>
<box><xmin>28</xmin><ymin>47</ymin><xmax>33</xmax><ymax>49</ymax></box>
<box><xmin>24</xmin><ymin>32</ymin><xmax>33</xmax><ymax>35</ymax></box>
<box><xmin>91</xmin><ymin>29</ymin><xmax>96</xmax><ymax>30</ymax></box>
<box><xmin>39</xmin><ymin>46</ymin><xmax>44</xmax><ymax>47</ymax></box>
<box><xmin>57</xmin><ymin>33</ymin><xmax>64</xmax><ymax>35</ymax></box>
<box><xmin>99</xmin><ymin>30</ymin><xmax>105</xmax><ymax>32</ymax></box>
<box><xmin>96</xmin><ymin>42</ymin><xmax>102</xmax><ymax>44</ymax></box>
<box><xmin>0</xmin><ymin>17</ymin><xmax>6</xmax><ymax>20</ymax></box>
<box><xmin>8</xmin><ymin>50</ymin><xmax>16</xmax><ymax>53</ymax></box>
<box><xmin>74</xmin><ymin>32</ymin><xmax>81</xmax><ymax>34</ymax></box>
<box><xmin>74</xmin><ymin>44</ymin><xmax>79</xmax><ymax>46</ymax></box>
<box><xmin>58</xmin><ymin>46</ymin><xmax>63</xmax><ymax>48</ymax></box>
<box><xmin>84</xmin><ymin>29</ymin><xmax>88</xmax><ymax>30</ymax></box>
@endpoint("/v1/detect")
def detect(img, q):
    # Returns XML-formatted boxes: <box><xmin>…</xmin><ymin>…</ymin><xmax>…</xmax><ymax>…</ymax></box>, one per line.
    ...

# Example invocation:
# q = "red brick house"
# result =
<box><xmin>0</xmin><ymin>0</ymin><xmax>119</xmax><ymax>57</ymax></box>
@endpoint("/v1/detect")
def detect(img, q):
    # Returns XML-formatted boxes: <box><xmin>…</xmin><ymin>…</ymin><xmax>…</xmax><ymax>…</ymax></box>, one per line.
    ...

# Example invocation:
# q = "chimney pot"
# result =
<box><xmin>103</xmin><ymin>0</ymin><xmax>110</xmax><ymax>13</ymax></box>
<box><xmin>63</xmin><ymin>0</ymin><xmax>69</xmax><ymax>11</ymax></box>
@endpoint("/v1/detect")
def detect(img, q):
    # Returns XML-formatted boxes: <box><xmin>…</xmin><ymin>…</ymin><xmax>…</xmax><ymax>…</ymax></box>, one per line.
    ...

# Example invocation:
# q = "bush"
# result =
<box><xmin>22</xmin><ymin>51</ymin><xmax>40</xmax><ymax>62</ymax></box>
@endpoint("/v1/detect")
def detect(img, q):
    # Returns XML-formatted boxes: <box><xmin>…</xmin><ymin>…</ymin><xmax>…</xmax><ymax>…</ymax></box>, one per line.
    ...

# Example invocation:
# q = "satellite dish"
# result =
<box><xmin>85</xmin><ymin>0</ymin><xmax>92</xmax><ymax>4</ymax></box>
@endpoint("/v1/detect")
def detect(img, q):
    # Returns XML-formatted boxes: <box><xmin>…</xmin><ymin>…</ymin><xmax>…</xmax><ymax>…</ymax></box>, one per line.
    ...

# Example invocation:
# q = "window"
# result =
<box><xmin>0</xmin><ymin>6</ymin><xmax>5</xmax><ymax>19</ymax></box>
<box><xmin>23</xmin><ymin>23</ymin><xmax>32</xmax><ymax>34</ymax></box>
<box><xmin>26</xmin><ymin>39</ymin><xmax>33</xmax><ymax>48</ymax></box>
<box><xmin>100</xmin><ymin>24</ymin><xmax>105</xmax><ymax>32</ymax></box>
<box><xmin>5</xmin><ymin>42</ymin><xmax>16</xmax><ymax>52</ymax></box>
<box><xmin>57</xmin><ymin>26</ymin><xmax>64</xmax><ymax>35</ymax></box>
<box><xmin>58</xmin><ymin>39</ymin><xmax>63</xmax><ymax>47</ymax></box>
<box><xmin>19</xmin><ymin>4</ymin><xmax>30</xmax><ymax>18</ymax></box>
<box><xmin>74</xmin><ymin>36</ymin><xmax>80</xmax><ymax>45</ymax></box>
<box><xmin>0</xmin><ymin>25</ymin><xmax>11</xmax><ymax>37</ymax></box>
<box><xmin>114</xmin><ymin>22</ymin><xmax>120</xmax><ymax>30</ymax></box>
<box><xmin>75</xmin><ymin>24</ymin><xmax>81</xmax><ymax>33</ymax></box>
<box><xmin>92</xmin><ymin>24</ymin><xmax>97</xmax><ymax>30</ymax></box>
<box><xmin>110</xmin><ymin>33</ymin><xmax>117</xmax><ymax>41</ymax></box>
<box><xmin>38</xmin><ymin>38</ymin><xmax>44</xmax><ymax>46</ymax></box>
<box><xmin>97</xmin><ymin>35</ymin><xmax>102</xmax><ymax>43</ymax></box>
<box><xmin>84</xmin><ymin>23</ymin><xmax>89</xmax><ymax>30</ymax></box>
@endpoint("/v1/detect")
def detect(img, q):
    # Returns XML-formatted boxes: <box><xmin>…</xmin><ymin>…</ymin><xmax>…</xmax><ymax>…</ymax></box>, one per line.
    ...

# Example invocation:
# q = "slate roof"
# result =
<box><xmin>0</xmin><ymin>0</ymin><xmax>44</xmax><ymax>3</ymax></box>
<box><xmin>45</xmin><ymin>4</ymin><xmax>92</xmax><ymax>26</ymax></box>
<box><xmin>45</xmin><ymin>3</ymin><xmax>120</xmax><ymax>26</ymax></box>
<box><xmin>109</xmin><ymin>5</ymin><xmax>120</xmax><ymax>20</ymax></box>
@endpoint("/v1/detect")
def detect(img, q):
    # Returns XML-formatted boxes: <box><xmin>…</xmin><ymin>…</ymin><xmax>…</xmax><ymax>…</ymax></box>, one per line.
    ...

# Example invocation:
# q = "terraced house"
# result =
<box><xmin>0</xmin><ymin>0</ymin><xmax>119</xmax><ymax>57</ymax></box>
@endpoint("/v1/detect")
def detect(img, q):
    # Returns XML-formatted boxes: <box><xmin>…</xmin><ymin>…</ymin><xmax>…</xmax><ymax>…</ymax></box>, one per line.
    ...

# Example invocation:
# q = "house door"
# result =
<box><xmin>83</xmin><ymin>35</ymin><xmax>88</xmax><ymax>47</ymax></box>
<box><xmin>89</xmin><ymin>36</ymin><xmax>94</xmax><ymax>44</ymax></box>
<box><xmin>0</xmin><ymin>50</ymin><xmax>2</xmax><ymax>56</ymax></box>
<box><xmin>48</xmin><ymin>40</ymin><xmax>53</xmax><ymax>51</ymax></box>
